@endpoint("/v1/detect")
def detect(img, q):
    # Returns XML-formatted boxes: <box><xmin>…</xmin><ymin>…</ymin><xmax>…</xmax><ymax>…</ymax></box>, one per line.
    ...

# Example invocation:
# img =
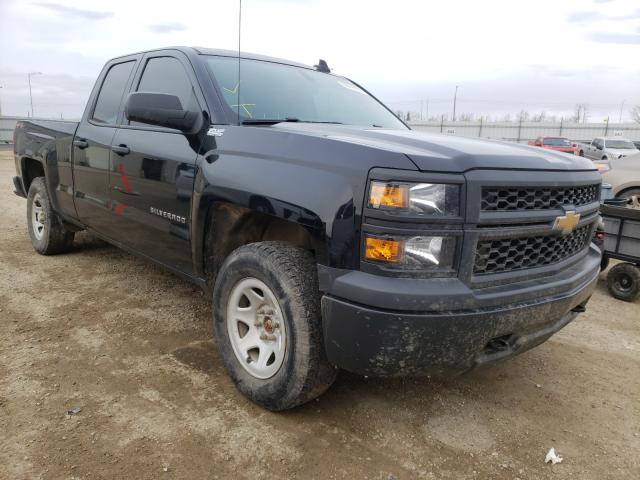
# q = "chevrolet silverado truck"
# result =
<box><xmin>578</xmin><ymin>137</ymin><xmax>639</xmax><ymax>160</ymax></box>
<box><xmin>13</xmin><ymin>47</ymin><xmax>602</xmax><ymax>410</ymax></box>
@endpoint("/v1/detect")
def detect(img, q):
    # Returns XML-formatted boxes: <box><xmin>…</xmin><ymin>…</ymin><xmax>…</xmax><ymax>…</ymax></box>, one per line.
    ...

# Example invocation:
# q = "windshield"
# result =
<box><xmin>543</xmin><ymin>137</ymin><xmax>572</xmax><ymax>147</ymax></box>
<box><xmin>606</xmin><ymin>139</ymin><xmax>637</xmax><ymax>149</ymax></box>
<box><xmin>204</xmin><ymin>56</ymin><xmax>407</xmax><ymax>129</ymax></box>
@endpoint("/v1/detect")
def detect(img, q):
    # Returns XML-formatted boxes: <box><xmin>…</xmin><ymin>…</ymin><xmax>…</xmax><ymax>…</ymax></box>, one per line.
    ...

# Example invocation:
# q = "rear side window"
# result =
<box><xmin>92</xmin><ymin>61</ymin><xmax>135</xmax><ymax>125</ymax></box>
<box><xmin>135</xmin><ymin>57</ymin><xmax>198</xmax><ymax>112</ymax></box>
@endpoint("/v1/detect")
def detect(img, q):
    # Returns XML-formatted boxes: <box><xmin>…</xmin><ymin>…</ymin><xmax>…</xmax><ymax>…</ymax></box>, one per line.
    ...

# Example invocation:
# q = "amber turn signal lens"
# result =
<box><xmin>365</xmin><ymin>236</ymin><xmax>403</xmax><ymax>263</ymax></box>
<box><xmin>369</xmin><ymin>182</ymin><xmax>409</xmax><ymax>209</ymax></box>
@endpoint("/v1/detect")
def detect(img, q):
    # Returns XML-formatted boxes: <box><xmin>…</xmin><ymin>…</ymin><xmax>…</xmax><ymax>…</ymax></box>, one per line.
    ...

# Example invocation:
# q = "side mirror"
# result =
<box><xmin>125</xmin><ymin>92</ymin><xmax>201</xmax><ymax>133</ymax></box>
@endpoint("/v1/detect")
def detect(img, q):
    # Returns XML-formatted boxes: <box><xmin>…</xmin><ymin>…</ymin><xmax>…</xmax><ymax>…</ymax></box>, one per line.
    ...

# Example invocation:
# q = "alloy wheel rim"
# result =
<box><xmin>226</xmin><ymin>277</ymin><xmax>287</xmax><ymax>379</ymax></box>
<box><xmin>31</xmin><ymin>193</ymin><xmax>46</xmax><ymax>240</ymax></box>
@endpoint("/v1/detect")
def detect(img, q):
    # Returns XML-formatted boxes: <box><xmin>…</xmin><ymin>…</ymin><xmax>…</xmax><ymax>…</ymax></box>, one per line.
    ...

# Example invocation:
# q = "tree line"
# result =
<box><xmin>395</xmin><ymin>104</ymin><xmax>640</xmax><ymax>124</ymax></box>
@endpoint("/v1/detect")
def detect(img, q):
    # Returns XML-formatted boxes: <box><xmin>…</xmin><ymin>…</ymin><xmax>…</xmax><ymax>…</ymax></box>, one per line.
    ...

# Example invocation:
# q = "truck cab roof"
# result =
<box><xmin>109</xmin><ymin>46</ymin><xmax>314</xmax><ymax>70</ymax></box>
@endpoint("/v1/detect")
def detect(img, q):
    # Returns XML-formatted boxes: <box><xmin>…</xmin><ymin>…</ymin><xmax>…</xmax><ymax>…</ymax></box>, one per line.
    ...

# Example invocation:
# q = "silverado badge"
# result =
<box><xmin>553</xmin><ymin>211</ymin><xmax>580</xmax><ymax>235</ymax></box>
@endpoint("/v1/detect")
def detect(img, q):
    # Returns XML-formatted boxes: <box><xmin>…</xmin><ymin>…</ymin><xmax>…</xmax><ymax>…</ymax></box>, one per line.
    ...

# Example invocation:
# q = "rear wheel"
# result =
<box><xmin>27</xmin><ymin>177</ymin><xmax>75</xmax><ymax>255</ymax></box>
<box><xmin>607</xmin><ymin>263</ymin><xmax>640</xmax><ymax>302</ymax></box>
<box><xmin>212</xmin><ymin>241</ymin><xmax>337</xmax><ymax>410</ymax></box>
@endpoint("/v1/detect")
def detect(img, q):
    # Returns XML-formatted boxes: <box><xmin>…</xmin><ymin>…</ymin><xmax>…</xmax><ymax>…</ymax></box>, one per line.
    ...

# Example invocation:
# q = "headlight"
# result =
<box><xmin>364</xmin><ymin>234</ymin><xmax>456</xmax><ymax>271</ymax></box>
<box><xmin>368</xmin><ymin>181</ymin><xmax>460</xmax><ymax>216</ymax></box>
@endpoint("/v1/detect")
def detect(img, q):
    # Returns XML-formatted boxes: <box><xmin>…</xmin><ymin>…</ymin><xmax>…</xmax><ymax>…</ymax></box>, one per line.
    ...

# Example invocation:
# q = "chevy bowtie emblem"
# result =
<box><xmin>553</xmin><ymin>211</ymin><xmax>580</xmax><ymax>235</ymax></box>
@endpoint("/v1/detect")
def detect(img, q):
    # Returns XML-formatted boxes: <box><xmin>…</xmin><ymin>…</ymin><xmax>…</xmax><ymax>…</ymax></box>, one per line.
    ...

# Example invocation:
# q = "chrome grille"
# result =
<box><xmin>481</xmin><ymin>184</ymin><xmax>600</xmax><ymax>211</ymax></box>
<box><xmin>473</xmin><ymin>224</ymin><xmax>593</xmax><ymax>275</ymax></box>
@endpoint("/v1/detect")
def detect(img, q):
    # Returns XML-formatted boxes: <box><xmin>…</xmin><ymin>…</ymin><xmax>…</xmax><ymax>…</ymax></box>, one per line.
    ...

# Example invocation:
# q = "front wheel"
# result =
<box><xmin>27</xmin><ymin>177</ymin><xmax>75</xmax><ymax>255</ymax></box>
<box><xmin>616</xmin><ymin>188</ymin><xmax>640</xmax><ymax>208</ymax></box>
<box><xmin>212</xmin><ymin>242</ymin><xmax>337</xmax><ymax>410</ymax></box>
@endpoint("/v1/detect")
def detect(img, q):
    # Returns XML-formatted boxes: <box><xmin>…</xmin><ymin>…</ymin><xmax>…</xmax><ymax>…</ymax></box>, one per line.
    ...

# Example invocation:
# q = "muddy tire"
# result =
<box><xmin>27</xmin><ymin>177</ymin><xmax>75</xmax><ymax>255</ymax></box>
<box><xmin>607</xmin><ymin>263</ymin><xmax>640</xmax><ymax>302</ymax></box>
<box><xmin>212</xmin><ymin>241</ymin><xmax>337</xmax><ymax>410</ymax></box>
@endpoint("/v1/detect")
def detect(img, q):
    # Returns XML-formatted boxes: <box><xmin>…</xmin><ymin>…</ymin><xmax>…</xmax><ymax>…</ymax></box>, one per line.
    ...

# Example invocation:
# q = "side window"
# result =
<box><xmin>92</xmin><ymin>61</ymin><xmax>135</xmax><ymax>125</ymax></box>
<box><xmin>133</xmin><ymin>56</ymin><xmax>198</xmax><ymax>122</ymax></box>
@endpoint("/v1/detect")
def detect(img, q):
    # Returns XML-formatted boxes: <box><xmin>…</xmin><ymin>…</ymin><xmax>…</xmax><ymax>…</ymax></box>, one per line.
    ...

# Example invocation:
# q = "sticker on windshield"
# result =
<box><xmin>337</xmin><ymin>80</ymin><xmax>366</xmax><ymax>94</ymax></box>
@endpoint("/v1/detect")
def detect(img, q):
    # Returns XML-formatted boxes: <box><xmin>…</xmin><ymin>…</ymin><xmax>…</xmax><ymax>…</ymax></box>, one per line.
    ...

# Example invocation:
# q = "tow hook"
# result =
<box><xmin>485</xmin><ymin>336</ymin><xmax>513</xmax><ymax>353</ymax></box>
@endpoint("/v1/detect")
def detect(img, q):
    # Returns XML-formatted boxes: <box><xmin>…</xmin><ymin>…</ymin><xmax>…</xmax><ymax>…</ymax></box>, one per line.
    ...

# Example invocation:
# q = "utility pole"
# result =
<box><xmin>28</xmin><ymin>71</ymin><xmax>42</xmax><ymax>118</ymax></box>
<box><xmin>619</xmin><ymin>100</ymin><xmax>625</xmax><ymax>123</ymax></box>
<box><xmin>452</xmin><ymin>85</ymin><xmax>459</xmax><ymax>122</ymax></box>
<box><xmin>0</xmin><ymin>85</ymin><xmax>3</xmax><ymax>117</ymax></box>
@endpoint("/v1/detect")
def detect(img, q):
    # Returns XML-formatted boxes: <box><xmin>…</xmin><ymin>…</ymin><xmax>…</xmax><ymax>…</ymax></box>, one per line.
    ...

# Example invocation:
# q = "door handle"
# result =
<box><xmin>111</xmin><ymin>144</ymin><xmax>130</xmax><ymax>156</ymax></box>
<box><xmin>112</xmin><ymin>185</ymin><xmax>140</xmax><ymax>196</ymax></box>
<box><xmin>73</xmin><ymin>139</ymin><xmax>88</xmax><ymax>149</ymax></box>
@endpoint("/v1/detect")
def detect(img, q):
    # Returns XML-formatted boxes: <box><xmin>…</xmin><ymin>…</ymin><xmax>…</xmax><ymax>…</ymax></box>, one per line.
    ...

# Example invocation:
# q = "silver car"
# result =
<box><xmin>601</xmin><ymin>152</ymin><xmax>640</xmax><ymax>201</ymax></box>
<box><xmin>580</xmin><ymin>137</ymin><xmax>640</xmax><ymax>161</ymax></box>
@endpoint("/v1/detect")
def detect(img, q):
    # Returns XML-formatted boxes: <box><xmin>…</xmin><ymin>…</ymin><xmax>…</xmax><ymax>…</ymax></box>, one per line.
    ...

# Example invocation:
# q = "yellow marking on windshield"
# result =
<box><xmin>231</xmin><ymin>103</ymin><xmax>256</xmax><ymax>118</ymax></box>
<box><xmin>223</xmin><ymin>83</ymin><xmax>239</xmax><ymax>94</ymax></box>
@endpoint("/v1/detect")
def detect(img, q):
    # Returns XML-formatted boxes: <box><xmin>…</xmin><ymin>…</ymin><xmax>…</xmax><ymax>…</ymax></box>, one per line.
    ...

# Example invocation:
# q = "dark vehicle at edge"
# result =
<box><xmin>12</xmin><ymin>47</ymin><xmax>602</xmax><ymax>410</ymax></box>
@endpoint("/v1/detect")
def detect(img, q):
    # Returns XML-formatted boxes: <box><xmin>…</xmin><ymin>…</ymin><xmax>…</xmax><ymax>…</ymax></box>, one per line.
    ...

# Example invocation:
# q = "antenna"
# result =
<box><xmin>314</xmin><ymin>59</ymin><xmax>330</xmax><ymax>73</ymax></box>
<box><xmin>237</xmin><ymin>0</ymin><xmax>242</xmax><ymax>124</ymax></box>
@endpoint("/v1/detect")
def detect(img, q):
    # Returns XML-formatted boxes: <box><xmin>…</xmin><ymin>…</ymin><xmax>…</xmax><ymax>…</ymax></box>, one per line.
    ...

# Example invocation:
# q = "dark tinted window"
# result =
<box><xmin>135</xmin><ymin>56</ymin><xmax>198</xmax><ymax>112</ymax></box>
<box><xmin>92</xmin><ymin>61</ymin><xmax>135</xmax><ymax>125</ymax></box>
<box><xmin>543</xmin><ymin>137</ymin><xmax>571</xmax><ymax>146</ymax></box>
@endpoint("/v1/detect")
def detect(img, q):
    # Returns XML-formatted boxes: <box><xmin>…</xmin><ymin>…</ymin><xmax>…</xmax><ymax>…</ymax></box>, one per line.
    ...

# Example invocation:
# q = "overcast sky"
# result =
<box><xmin>0</xmin><ymin>0</ymin><xmax>638</xmax><ymax>121</ymax></box>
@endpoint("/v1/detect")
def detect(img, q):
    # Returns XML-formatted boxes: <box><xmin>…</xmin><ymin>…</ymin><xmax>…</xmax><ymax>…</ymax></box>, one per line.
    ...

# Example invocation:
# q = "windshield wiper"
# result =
<box><xmin>242</xmin><ymin>117</ymin><xmax>300</xmax><ymax>125</ymax></box>
<box><xmin>242</xmin><ymin>118</ymin><xmax>343</xmax><ymax>125</ymax></box>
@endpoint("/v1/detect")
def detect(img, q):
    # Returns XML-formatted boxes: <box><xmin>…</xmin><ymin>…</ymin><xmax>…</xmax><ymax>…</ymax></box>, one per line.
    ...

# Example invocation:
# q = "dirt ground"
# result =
<box><xmin>0</xmin><ymin>149</ymin><xmax>638</xmax><ymax>480</ymax></box>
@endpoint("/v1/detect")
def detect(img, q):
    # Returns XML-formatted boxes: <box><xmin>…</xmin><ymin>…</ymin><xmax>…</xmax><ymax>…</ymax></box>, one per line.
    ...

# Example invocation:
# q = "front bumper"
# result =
<box><xmin>320</xmin><ymin>246</ymin><xmax>600</xmax><ymax>376</ymax></box>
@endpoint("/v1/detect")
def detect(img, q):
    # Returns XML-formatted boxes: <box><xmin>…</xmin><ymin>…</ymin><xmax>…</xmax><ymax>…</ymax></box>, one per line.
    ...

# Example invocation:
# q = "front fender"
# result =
<box><xmin>191</xmin><ymin>155</ymin><xmax>356</xmax><ymax>275</ymax></box>
<box><xmin>189</xmin><ymin>125</ymin><xmax>417</xmax><ymax>278</ymax></box>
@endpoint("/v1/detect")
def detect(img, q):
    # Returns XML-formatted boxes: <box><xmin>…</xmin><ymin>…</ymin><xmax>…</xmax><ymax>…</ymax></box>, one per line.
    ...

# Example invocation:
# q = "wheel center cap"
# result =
<box><xmin>263</xmin><ymin>318</ymin><xmax>274</xmax><ymax>333</ymax></box>
<box><xmin>256</xmin><ymin>304</ymin><xmax>277</xmax><ymax>334</ymax></box>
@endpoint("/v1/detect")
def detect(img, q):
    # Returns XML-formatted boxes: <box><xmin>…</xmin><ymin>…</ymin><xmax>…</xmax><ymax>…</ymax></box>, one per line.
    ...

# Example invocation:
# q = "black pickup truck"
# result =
<box><xmin>13</xmin><ymin>47</ymin><xmax>602</xmax><ymax>410</ymax></box>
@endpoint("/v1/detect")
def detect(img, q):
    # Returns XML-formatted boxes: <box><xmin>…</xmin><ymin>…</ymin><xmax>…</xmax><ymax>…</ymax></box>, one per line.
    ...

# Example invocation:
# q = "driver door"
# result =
<box><xmin>106</xmin><ymin>52</ymin><xmax>203</xmax><ymax>273</ymax></box>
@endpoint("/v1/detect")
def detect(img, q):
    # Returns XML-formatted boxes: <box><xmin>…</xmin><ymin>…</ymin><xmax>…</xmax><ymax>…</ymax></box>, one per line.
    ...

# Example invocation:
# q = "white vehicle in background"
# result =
<box><xmin>578</xmin><ymin>137</ymin><xmax>639</xmax><ymax>161</ymax></box>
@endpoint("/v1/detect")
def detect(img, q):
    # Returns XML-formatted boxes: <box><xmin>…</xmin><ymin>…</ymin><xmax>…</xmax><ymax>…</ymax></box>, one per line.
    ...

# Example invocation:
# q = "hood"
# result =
<box><xmin>545</xmin><ymin>146</ymin><xmax>576</xmax><ymax>152</ymax></box>
<box><xmin>605</xmin><ymin>148</ymin><xmax>638</xmax><ymax>158</ymax></box>
<box><xmin>272</xmin><ymin>123</ymin><xmax>596</xmax><ymax>173</ymax></box>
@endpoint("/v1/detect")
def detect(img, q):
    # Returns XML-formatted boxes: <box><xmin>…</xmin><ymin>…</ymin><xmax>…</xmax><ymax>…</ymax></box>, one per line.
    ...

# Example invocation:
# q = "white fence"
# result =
<box><xmin>409</xmin><ymin>120</ymin><xmax>640</xmax><ymax>144</ymax></box>
<box><xmin>0</xmin><ymin>116</ymin><xmax>21</xmax><ymax>143</ymax></box>
<box><xmin>3</xmin><ymin>115</ymin><xmax>639</xmax><ymax>145</ymax></box>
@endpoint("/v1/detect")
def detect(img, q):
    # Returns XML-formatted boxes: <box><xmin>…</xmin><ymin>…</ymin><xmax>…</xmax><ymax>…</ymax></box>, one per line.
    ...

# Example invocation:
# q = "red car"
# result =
<box><xmin>528</xmin><ymin>136</ymin><xmax>579</xmax><ymax>155</ymax></box>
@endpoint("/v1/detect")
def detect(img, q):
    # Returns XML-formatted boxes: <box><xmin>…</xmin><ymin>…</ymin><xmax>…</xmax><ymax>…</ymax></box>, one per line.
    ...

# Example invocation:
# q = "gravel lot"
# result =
<box><xmin>0</xmin><ymin>149</ymin><xmax>638</xmax><ymax>480</ymax></box>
